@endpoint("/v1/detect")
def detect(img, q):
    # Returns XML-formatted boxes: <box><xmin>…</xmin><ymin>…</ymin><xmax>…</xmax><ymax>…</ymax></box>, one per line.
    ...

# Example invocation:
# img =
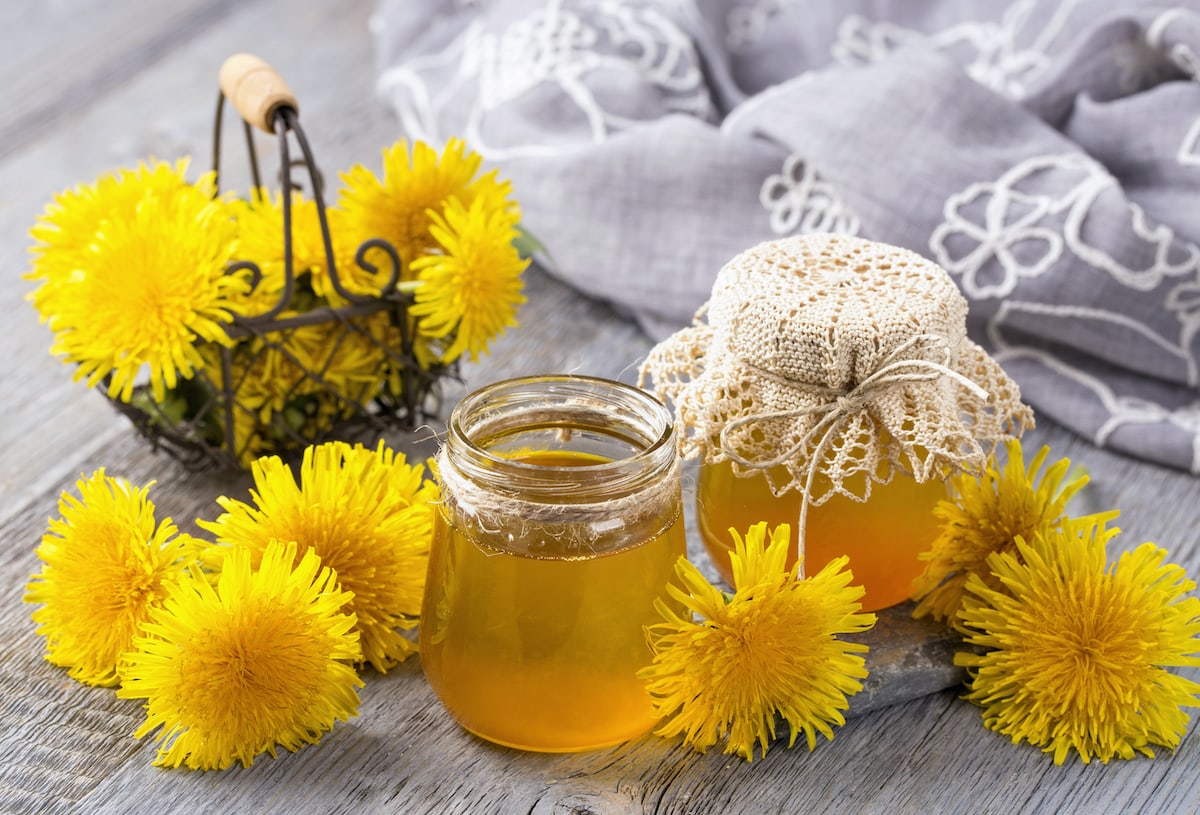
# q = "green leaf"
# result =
<box><xmin>513</xmin><ymin>223</ymin><xmax>550</xmax><ymax>263</ymax></box>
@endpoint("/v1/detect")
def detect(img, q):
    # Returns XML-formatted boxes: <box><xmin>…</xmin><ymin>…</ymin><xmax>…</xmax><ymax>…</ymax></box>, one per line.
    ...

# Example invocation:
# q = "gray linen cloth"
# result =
<box><xmin>373</xmin><ymin>0</ymin><xmax>1200</xmax><ymax>473</ymax></box>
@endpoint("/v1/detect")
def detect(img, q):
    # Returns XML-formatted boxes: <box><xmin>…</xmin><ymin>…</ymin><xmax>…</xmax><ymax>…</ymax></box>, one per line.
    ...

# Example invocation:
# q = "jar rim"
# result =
<box><xmin>445</xmin><ymin>374</ymin><xmax>676</xmax><ymax>499</ymax></box>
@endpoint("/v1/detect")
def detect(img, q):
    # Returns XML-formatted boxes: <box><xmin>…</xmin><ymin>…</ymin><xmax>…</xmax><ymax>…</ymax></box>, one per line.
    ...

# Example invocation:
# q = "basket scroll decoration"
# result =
<box><xmin>107</xmin><ymin>54</ymin><xmax>453</xmax><ymax>471</ymax></box>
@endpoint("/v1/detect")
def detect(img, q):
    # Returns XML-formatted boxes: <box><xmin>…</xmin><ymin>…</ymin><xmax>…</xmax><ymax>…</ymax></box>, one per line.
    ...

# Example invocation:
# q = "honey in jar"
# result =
<box><xmin>421</xmin><ymin>375</ymin><xmax>684</xmax><ymax>752</ymax></box>
<box><xmin>641</xmin><ymin>234</ymin><xmax>1032</xmax><ymax>608</ymax></box>
<box><xmin>696</xmin><ymin>459</ymin><xmax>945</xmax><ymax>611</ymax></box>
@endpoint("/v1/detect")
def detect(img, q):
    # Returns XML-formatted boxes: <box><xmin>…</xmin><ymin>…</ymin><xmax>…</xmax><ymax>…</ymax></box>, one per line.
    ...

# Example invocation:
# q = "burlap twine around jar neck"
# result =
<box><xmin>639</xmin><ymin>234</ymin><xmax>1034</xmax><ymax>516</ymax></box>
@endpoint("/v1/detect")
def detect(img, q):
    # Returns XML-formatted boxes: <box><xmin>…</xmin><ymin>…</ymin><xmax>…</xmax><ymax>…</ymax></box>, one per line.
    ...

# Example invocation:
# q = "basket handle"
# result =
<box><xmin>219</xmin><ymin>53</ymin><xmax>299</xmax><ymax>133</ymax></box>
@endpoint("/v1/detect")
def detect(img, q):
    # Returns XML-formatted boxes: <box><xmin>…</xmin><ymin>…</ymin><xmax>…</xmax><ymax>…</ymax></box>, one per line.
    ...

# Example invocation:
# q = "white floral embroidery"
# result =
<box><xmin>951</xmin><ymin>143</ymin><xmax>1200</xmax><ymax>471</ymax></box>
<box><xmin>467</xmin><ymin>0</ymin><xmax>713</xmax><ymax>157</ymax></box>
<box><xmin>985</xmin><ymin>299</ymin><xmax>1199</xmax><ymax>386</ymax></box>
<box><xmin>986</xmin><ymin>285</ymin><xmax>1200</xmax><ymax>471</ymax></box>
<box><xmin>377</xmin><ymin>22</ymin><xmax>481</xmax><ymax>144</ymax></box>
<box><xmin>931</xmin><ymin>155</ymin><xmax>1076</xmax><ymax>299</ymax></box>
<box><xmin>832</xmin><ymin>0</ymin><xmax>1078</xmax><ymax>98</ymax></box>
<box><xmin>725</xmin><ymin>0</ymin><xmax>791</xmax><ymax>53</ymax></box>
<box><xmin>931</xmin><ymin>154</ymin><xmax>1199</xmax><ymax>299</ymax></box>
<box><xmin>1149</xmin><ymin>7</ymin><xmax>1200</xmax><ymax>78</ymax></box>
<box><xmin>377</xmin><ymin>0</ymin><xmax>713</xmax><ymax>157</ymax></box>
<box><xmin>990</xmin><ymin>342</ymin><xmax>1200</xmax><ymax>474</ymax></box>
<box><xmin>831</xmin><ymin>16</ymin><xmax>921</xmax><ymax>67</ymax></box>
<box><xmin>1148</xmin><ymin>8</ymin><xmax>1200</xmax><ymax>167</ymax></box>
<box><xmin>759</xmin><ymin>153</ymin><xmax>860</xmax><ymax>236</ymax></box>
<box><xmin>1070</xmin><ymin>199</ymin><xmax>1200</xmax><ymax>292</ymax></box>
<box><xmin>1166</xmin><ymin>276</ymin><xmax>1200</xmax><ymax>374</ymax></box>
<box><xmin>1178</xmin><ymin>119</ymin><xmax>1200</xmax><ymax>167</ymax></box>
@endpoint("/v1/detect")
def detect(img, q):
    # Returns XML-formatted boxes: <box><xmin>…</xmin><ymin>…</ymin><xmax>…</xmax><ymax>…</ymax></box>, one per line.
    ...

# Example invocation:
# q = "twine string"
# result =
<box><xmin>434</xmin><ymin>446</ymin><xmax>683</xmax><ymax>553</ymax></box>
<box><xmin>717</xmin><ymin>334</ymin><xmax>990</xmax><ymax>578</ymax></box>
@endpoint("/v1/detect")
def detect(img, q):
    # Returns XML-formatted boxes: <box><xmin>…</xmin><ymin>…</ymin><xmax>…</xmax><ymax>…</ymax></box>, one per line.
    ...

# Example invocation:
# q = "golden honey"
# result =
<box><xmin>640</xmin><ymin>236</ymin><xmax>1032</xmax><ymax>613</ymax></box>
<box><xmin>696</xmin><ymin>459</ymin><xmax>945</xmax><ymax>611</ymax></box>
<box><xmin>421</xmin><ymin>451</ymin><xmax>684</xmax><ymax>751</ymax></box>
<box><xmin>422</xmin><ymin>376</ymin><xmax>683</xmax><ymax>752</ymax></box>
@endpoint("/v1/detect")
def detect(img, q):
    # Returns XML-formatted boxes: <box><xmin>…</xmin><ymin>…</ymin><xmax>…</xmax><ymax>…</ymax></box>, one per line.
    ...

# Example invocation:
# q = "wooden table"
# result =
<box><xmin>3</xmin><ymin>2</ymin><xmax>1199</xmax><ymax>812</ymax></box>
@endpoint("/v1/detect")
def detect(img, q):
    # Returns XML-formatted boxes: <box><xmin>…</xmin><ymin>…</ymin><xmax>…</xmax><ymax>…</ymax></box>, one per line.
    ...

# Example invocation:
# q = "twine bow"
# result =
<box><xmin>718</xmin><ymin>333</ymin><xmax>989</xmax><ymax>578</ymax></box>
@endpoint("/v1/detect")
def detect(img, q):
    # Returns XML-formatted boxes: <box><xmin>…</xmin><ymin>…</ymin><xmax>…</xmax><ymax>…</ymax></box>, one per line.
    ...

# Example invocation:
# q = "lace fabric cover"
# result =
<box><xmin>641</xmin><ymin>234</ymin><xmax>1034</xmax><ymax>503</ymax></box>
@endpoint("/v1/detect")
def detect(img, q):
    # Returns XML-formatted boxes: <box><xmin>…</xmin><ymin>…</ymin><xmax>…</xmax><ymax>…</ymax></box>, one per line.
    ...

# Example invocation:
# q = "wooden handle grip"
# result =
<box><xmin>219</xmin><ymin>53</ymin><xmax>299</xmax><ymax>133</ymax></box>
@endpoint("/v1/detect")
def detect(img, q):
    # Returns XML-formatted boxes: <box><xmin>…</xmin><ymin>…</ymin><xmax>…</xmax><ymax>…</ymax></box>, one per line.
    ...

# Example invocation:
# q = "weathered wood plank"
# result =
<box><xmin>2</xmin><ymin>0</ymin><xmax>1200</xmax><ymax>813</ymax></box>
<box><xmin>0</xmin><ymin>0</ymin><xmax>246</xmax><ymax>160</ymax></box>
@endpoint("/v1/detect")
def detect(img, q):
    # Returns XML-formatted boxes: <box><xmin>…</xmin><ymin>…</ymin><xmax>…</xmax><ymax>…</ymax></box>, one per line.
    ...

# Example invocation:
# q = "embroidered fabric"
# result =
<box><xmin>373</xmin><ymin>0</ymin><xmax>1200</xmax><ymax>473</ymax></box>
<box><xmin>639</xmin><ymin>235</ymin><xmax>1033</xmax><ymax>503</ymax></box>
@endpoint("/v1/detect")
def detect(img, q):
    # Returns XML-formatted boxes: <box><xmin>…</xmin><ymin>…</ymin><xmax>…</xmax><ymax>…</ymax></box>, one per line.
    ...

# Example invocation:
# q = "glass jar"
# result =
<box><xmin>641</xmin><ymin>235</ymin><xmax>1033</xmax><ymax>615</ymax></box>
<box><xmin>695</xmin><ymin>459</ymin><xmax>946</xmax><ymax>612</ymax></box>
<box><xmin>420</xmin><ymin>375</ymin><xmax>684</xmax><ymax>752</ymax></box>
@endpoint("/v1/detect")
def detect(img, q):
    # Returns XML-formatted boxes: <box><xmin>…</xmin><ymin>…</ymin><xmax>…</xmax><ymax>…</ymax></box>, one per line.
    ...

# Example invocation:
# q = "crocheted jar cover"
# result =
<box><xmin>640</xmin><ymin>234</ymin><xmax>1033</xmax><ymax>504</ymax></box>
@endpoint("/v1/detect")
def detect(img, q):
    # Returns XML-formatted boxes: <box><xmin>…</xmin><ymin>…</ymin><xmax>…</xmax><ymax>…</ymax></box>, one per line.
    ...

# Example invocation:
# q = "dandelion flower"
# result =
<box><xmin>641</xmin><ymin>522</ymin><xmax>876</xmax><ymax>761</ymax></box>
<box><xmin>233</xmin><ymin>190</ymin><xmax>330</xmax><ymax>278</ymax></box>
<box><xmin>118</xmin><ymin>541</ymin><xmax>363</xmax><ymax>770</ymax></box>
<box><xmin>410</xmin><ymin>196</ymin><xmax>529</xmax><ymax>363</ymax></box>
<box><xmin>320</xmin><ymin>208</ymin><xmax>399</xmax><ymax>303</ymax></box>
<box><xmin>337</xmin><ymin>138</ymin><xmax>516</xmax><ymax>270</ymax></box>
<box><xmin>955</xmin><ymin>526</ymin><xmax>1200</xmax><ymax>764</ymax></box>
<box><xmin>27</xmin><ymin>160</ymin><xmax>243</xmax><ymax>402</ymax></box>
<box><xmin>24</xmin><ymin>470</ymin><xmax>196</xmax><ymax>687</ymax></box>
<box><xmin>228</xmin><ymin>316</ymin><xmax>388</xmax><ymax>415</ymax></box>
<box><xmin>28</xmin><ymin>160</ymin><xmax>211</xmax><ymax>285</ymax></box>
<box><xmin>231</xmin><ymin>191</ymin><xmax>370</xmax><ymax>309</ymax></box>
<box><xmin>198</xmin><ymin>311</ymin><xmax>393</xmax><ymax>466</ymax></box>
<box><xmin>224</xmin><ymin>192</ymin><xmax>295</xmax><ymax>317</ymax></box>
<box><xmin>198</xmin><ymin>441</ymin><xmax>438</xmax><ymax>672</ymax></box>
<box><xmin>912</xmin><ymin>439</ymin><xmax>1117</xmax><ymax>623</ymax></box>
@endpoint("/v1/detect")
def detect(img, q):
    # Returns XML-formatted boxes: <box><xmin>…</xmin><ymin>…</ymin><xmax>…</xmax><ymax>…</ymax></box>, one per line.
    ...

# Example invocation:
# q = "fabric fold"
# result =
<box><xmin>373</xmin><ymin>0</ymin><xmax>1200</xmax><ymax>472</ymax></box>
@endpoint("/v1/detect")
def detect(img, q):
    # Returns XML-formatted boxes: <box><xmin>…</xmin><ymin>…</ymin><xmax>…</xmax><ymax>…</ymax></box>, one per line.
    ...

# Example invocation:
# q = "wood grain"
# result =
<box><xmin>2</xmin><ymin>1</ymin><xmax>1199</xmax><ymax>813</ymax></box>
<box><xmin>0</xmin><ymin>0</ymin><xmax>244</xmax><ymax>161</ymax></box>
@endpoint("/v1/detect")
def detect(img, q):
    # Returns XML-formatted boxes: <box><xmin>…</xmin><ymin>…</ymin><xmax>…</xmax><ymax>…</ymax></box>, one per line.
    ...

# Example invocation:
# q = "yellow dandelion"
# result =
<box><xmin>28</xmin><ymin>159</ymin><xmax>212</xmax><ymax>284</ymax></box>
<box><xmin>641</xmin><ymin>522</ymin><xmax>876</xmax><ymax>761</ymax></box>
<box><xmin>198</xmin><ymin>441</ymin><xmax>438</xmax><ymax>672</ymax></box>
<box><xmin>233</xmin><ymin>190</ymin><xmax>330</xmax><ymax>278</ymax></box>
<box><xmin>234</xmin><ymin>316</ymin><xmax>388</xmax><ymax>415</ymax></box>
<box><xmin>118</xmin><ymin>540</ymin><xmax>363</xmax><ymax>770</ymax></box>
<box><xmin>24</xmin><ymin>470</ymin><xmax>196</xmax><ymax>687</ymax></box>
<box><xmin>195</xmin><ymin>343</ymin><xmax>273</xmax><ymax>467</ymax></box>
<box><xmin>27</xmin><ymin>160</ymin><xmax>243</xmax><ymax>402</ymax></box>
<box><xmin>912</xmin><ymin>439</ymin><xmax>1118</xmax><ymax>623</ymax></box>
<box><xmin>224</xmin><ymin>193</ymin><xmax>293</xmax><ymax>317</ymax></box>
<box><xmin>231</xmin><ymin>191</ymin><xmax>376</xmax><ymax>309</ymax></box>
<box><xmin>955</xmin><ymin>526</ymin><xmax>1200</xmax><ymax>764</ymax></box>
<box><xmin>410</xmin><ymin>196</ymin><xmax>529</xmax><ymax>363</ymax></box>
<box><xmin>202</xmin><ymin>313</ymin><xmax>393</xmax><ymax>464</ymax></box>
<box><xmin>279</xmin><ymin>313</ymin><xmax>391</xmax><ymax>407</ymax></box>
<box><xmin>201</xmin><ymin>305</ymin><xmax>398</xmax><ymax>469</ymax></box>
<box><xmin>227</xmin><ymin>398</ymin><xmax>272</xmax><ymax>469</ymax></box>
<box><xmin>336</xmin><ymin>137</ymin><xmax>516</xmax><ymax>270</ymax></box>
<box><xmin>320</xmin><ymin>208</ymin><xmax>399</xmax><ymax>303</ymax></box>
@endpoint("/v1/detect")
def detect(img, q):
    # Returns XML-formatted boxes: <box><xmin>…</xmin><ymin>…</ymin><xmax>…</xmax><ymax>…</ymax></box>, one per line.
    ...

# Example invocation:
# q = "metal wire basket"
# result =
<box><xmin>108</xmin><ymin>54</ymin><xmax>453</xmax><ymax>470</ymax></box>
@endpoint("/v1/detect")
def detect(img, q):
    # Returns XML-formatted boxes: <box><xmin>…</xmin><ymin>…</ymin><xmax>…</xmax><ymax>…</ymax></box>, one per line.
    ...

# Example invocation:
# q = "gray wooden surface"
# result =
<box><xmin>2</xmin><ymin>2</ymin><xmax>1199</xmax><ymax>813</ymax></box>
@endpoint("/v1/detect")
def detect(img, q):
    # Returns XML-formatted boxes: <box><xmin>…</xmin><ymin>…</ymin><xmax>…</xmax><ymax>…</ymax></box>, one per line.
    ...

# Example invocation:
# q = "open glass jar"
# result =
<box><xmin>642</xmin><ymin>235</ymin><xmax>1032</xmax><ymax>611</ymax></box>
<box><xmin>420</xmin><ymin>375</ymin><xmax>684</xmax><ymax>752</ymax></box>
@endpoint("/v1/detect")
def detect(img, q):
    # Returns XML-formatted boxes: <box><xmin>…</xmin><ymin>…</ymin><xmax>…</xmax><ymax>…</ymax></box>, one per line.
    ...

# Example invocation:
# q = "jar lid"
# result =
<box><xmin>641</xmin><ymin>234</ymin><xmax>1033</xmax><ymax>502</ymax></box>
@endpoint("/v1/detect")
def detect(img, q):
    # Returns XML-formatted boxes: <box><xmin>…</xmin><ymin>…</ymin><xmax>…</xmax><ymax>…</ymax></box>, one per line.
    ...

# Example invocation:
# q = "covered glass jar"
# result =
<box><xmin>640</xmin><ymin>234</ymin><xmax>1032</xmax><ymax>611</ymax></box>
